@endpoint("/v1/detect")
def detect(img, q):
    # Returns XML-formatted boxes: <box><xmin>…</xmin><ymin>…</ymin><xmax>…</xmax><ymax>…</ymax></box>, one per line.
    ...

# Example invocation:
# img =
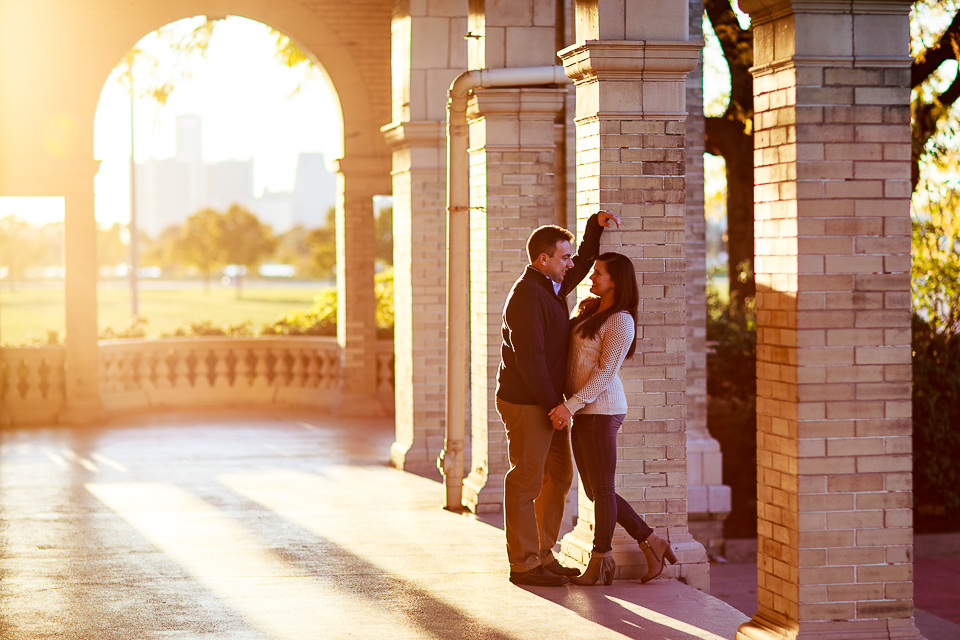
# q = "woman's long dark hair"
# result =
<box><xmin>569</xmin><ymin>252</ymin><xmax>639</xmax><ymax>359</ymax></box>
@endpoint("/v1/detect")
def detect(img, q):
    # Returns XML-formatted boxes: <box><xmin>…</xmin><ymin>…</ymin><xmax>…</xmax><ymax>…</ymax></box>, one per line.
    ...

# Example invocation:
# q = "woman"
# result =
<box><xmin>548</xmin><ymin>252</ymin><xmax>677</xmax><ymax>586</ymax></box>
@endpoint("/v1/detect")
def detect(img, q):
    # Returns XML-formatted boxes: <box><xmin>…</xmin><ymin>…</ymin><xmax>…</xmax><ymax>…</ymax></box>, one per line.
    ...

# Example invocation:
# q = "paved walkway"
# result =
<box><xmin>0</xmin><ymin>411</ymin><xmax>954</xmax><ymax>639</ymax></box>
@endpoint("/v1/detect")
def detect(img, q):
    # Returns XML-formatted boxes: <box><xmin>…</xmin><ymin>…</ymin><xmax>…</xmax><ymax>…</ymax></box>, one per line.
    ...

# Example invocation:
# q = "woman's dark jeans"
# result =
<box><xmin>571</xmin><ymin>413</ymin><xmax>653</xmax><ymax>554</ymax></box>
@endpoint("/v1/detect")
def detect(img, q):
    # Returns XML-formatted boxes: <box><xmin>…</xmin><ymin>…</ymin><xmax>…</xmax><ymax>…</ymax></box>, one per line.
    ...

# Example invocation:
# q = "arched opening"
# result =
<box><xmin>92</xmin><ymin>16</ymin><xmax>344</xmax><ymax>338</ymax></box>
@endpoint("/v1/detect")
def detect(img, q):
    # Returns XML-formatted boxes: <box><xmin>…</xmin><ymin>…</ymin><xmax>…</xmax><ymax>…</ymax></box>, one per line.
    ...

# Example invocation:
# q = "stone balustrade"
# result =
<box><xmin>0</xmin><ymin>338</ymin><xmax>395</xmax><ymax>424</ymax></box>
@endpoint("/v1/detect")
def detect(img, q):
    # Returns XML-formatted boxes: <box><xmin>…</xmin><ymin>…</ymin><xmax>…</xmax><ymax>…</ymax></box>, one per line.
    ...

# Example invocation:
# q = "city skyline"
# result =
<box><xmin>0</xmin><ymin>16</ymin><xmax>342</xmax><ymax>228</ymax></box>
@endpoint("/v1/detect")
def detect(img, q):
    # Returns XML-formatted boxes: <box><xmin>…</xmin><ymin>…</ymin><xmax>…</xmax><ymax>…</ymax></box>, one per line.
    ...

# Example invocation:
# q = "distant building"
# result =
<box><xmin>291</xmin><ymin>152</ymin><xmax>336</xmax><ymax>229</ymax></box>
<box><xmin>134</xmin><ymin>116</ymin><xmax>335</xmax><ymax>237</ymax></box>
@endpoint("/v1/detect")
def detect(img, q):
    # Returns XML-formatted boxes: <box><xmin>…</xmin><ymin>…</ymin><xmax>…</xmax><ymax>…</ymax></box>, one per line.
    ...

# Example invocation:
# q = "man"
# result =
<box><xmin>496</xmin><ymin>210</ymin><xmax>621</xmax><ymax>587</ymax></box>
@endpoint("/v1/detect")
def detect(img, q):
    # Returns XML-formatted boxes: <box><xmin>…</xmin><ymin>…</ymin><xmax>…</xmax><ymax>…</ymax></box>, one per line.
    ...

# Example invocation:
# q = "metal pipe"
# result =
<box><xmin>441</xmin><ymin>65</ymin><xmax>571</xmax><ymax>511</ymax></box>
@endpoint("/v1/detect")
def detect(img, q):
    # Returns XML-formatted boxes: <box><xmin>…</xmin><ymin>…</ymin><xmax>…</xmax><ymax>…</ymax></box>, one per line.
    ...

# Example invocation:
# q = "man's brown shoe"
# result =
<box><xmin>509</xmin><ymin>565</ymin><xmax>568</xmax><ymax>587</ymax></box>
<box><xmin>543</xmin><ymin>559</ymin><xmax>581</xmax><ymax>577</ymax></box>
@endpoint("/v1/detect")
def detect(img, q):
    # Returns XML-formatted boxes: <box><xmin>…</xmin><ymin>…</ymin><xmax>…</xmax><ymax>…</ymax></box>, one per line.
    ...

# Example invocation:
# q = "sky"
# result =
<box><xmin>0</xmin><ymin>16</ymin><xmax>342</xmax><ymax>227</ymax></box>
<box><xmin>1</xmin><ymin>12</ymin><xmax>741</xmax><ymax>229</ymax></box>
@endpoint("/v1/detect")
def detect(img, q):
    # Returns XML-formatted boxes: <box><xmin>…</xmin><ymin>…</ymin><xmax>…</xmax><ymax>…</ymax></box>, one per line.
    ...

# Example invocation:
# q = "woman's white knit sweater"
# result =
<box><xmin>563</xmin><ymin>310</ymin><xmax>635</xmax><ymax>415</ymax></box>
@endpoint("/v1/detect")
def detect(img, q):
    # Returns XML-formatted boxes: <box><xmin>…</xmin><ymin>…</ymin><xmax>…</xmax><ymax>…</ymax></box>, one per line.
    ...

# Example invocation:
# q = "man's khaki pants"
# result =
<box><xmin>497</xmin><ymin>397</ymin><xmax>574</xmax><ymax>573</ymax></box>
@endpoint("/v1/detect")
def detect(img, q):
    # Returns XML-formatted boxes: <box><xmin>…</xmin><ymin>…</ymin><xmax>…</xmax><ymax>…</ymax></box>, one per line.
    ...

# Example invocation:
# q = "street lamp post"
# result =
<box><xmin>129</xmin><ymin>72</ymin><xmax>140</xmax><ymax>319</ymax></box>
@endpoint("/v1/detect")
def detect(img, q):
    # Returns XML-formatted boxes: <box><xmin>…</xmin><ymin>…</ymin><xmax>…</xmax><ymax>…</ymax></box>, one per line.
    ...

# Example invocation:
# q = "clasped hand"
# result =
<box><xmin>548</xmin><ymin>404</ymin><xmax>573</xmax><ymax>430</ymax></box>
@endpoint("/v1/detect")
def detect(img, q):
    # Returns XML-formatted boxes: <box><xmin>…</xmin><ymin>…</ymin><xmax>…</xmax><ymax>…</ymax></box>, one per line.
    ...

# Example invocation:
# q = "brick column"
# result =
<box><xmin>384</xmin><ymin>0</ymin><xmax>467</xmax><ymax>473</ymax></box>
<box><xmin>332</xmin><ymin>157</ymin><xmax>391</xmax><ymax>417</ymax></box>
<box><xmin>459</xmin><ymin>0</ymin><xmax>566</xmax><ymax>512</ymax></box>
<box><xmin>738</xmin><ymin>0</ymin><xmax>922</xmax><ymax>638</ymax></box>
<box><xmin>685</xmin><ymin>0</ymin><xmax>731</xmax><ymax>557</ymax></box>
<box><xmin>59</xmin><ymin>160</ymin><xmax>106</xmax><ymax>424</ymax></box>
<box><xmin>557</xmin><ymin>30</ymin><xmax>708</xmax><ymax>587</ymax></box>
<box><xmin>461</xmin><ymin>87</ymin><xmax>567</xmax><ymax>512</ymax></box>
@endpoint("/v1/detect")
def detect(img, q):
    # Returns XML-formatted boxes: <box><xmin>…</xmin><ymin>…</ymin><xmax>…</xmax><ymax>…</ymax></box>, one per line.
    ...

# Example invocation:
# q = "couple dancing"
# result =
<box><xmin>496</xmin><ymin>210</ymin><xmax>677</xmax><ymax>587</ymax></box>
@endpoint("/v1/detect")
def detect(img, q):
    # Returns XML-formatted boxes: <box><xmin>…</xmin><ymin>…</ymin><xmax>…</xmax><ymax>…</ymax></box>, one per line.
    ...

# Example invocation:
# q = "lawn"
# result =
<box><xmin>0</xmin><ymin>280</ymin><xmax>330</xmax><ymax>344</ymax></box>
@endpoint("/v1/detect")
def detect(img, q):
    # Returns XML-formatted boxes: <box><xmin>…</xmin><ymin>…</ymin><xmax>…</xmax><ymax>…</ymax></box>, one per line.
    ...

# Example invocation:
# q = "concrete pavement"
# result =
<box><xmin>0</xmin><ymin>411</ymin><xmax>955</xmax><ymax>639</ymax></box>
<box><xmin>0</xmin><ymin>411</ymin><xmax>747</xmax><ymax>640</ymax></box>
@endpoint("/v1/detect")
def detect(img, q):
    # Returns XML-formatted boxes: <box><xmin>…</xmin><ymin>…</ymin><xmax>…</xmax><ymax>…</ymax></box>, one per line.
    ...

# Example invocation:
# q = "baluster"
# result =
<box><xmin>234</xmin><ymin>347</ymin><xmax>253</xmax><ymax>389</ymax></box>
<box><xmin>377</xmin><ymin>352</ymin><xmax>394</xmax><ymax>395</ymax></box>
<box><xmin>252</xmin><ymin>346</ymin><xmax>270</xmax><ymax>389</ymax></box>
<box><xmin>322</xmin><ymin>348</ymin><xmax>340</xmax><ymax>392</ymax></box>
<box><xmin>172</xmin><ymin>348</ymin><xmax>191</xmax><ymax>390</ymax></box>
<box><xmin>289</xmin><ymin>348</ymin><xmax>305</xmax><ymax>389</ymax></box>
<box><xmin>155</xmin><ymin>349</ymin><xmax>173</xmax><ymax>389</ymax></box>
<box><xmin>136</xmin><ymin>349</ymin><xmax>155</xmax><ymax>391</ymax></box>
<box><xmin>194</xmin><ymin>346</ymin><xmax>211</xmax><ymax>391</ymax></box>
<box><xmin>213</xmin><ymin>346</ymin><xmax>231</xmax><ymax>389</ymax></box>
<box><xmin>305</xmin><ymin>348</ymin><xmax>321</xmax><ymax>389</ymax></box>
<box><xmin>23</xmin><ymin>355</ymin><xmax>42</xmax><ymax>403</ymax></box>
<box><xmin>273</xmin><ymin>348</ymin><xmax>291</xmax><ymax>389</ymax></box>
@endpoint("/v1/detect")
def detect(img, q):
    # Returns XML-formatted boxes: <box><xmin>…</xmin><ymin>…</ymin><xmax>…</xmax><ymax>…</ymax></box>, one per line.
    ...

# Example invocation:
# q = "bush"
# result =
<box><xmin>705</xmin><ymin>287</ymin><xmax>758</xmax><ymax>539</ymax></box>
<box><xmin>706</xmin><ymin>286</ymin><xmax>755</xmax><ymax>402</ymax></box>
<box><xmin>262</xmin><ymin>268</ymin><xmax>394</xmax><ymax>339</ymax></box>
<box><xmin>912</xmin><ymin>315</ymin><xmax>960</xmax><ymax>532</ymax></box>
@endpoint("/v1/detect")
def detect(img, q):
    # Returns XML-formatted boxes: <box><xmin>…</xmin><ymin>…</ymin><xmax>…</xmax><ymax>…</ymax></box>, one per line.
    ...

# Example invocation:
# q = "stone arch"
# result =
<box><xmin>0</xmin><ymin>0</ymin><xmax>393</xmax><ymax>420</ymax></box>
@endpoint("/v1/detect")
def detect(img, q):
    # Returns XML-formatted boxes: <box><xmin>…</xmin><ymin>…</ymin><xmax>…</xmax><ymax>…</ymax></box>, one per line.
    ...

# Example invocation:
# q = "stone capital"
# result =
<box><xmin>559</xmin><ymin>40</ymin><xmax>703</xmax><ymax>85</ymax></box>
<box><xmin>381</xmin><ymin>120</ymin><xmax>446</xmax><ymax>150</ymax></box>
<box><xmin>464</xmin><ymin>87</ymin><xmax>567</xmax><ymax>120</ymax></box>
<box><xmin>741</xmin><ymin>0</ymin><xmax>911</xmax><ymax>24</ymax></box>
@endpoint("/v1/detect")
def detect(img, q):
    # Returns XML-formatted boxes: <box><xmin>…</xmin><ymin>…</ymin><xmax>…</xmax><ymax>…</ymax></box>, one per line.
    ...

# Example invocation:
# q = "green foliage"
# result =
<box><xmin>912</xmin><ymin>315</ymin><xmax>960</xmax><ymax>531</ymax></box>
<box><xmin>0</xmin><ymin>216</ymin><xmax>49</xmax><ymax>282</ymax></box>
<box><xmin>305</xmin><ymin>208</ymin><xmax>337</xmax><ymax>277</ymax></box>
<box><xmin>100</xmin><ymin>317</ymin><xmax>149</xmax><ymax>339</ymax></box>
<box><xmin>706</xmin><ymin>285</ymin><xmax>756</xmax><ymax>402</ymax></box>
<box><xmin>171</xmin><ymin>208</ymin><xmax>223</xmax><ymax>283</ymax></box>
<box><xmin>912</xmin><ymin>193</ymin><xmax>960</xmax><ymax>334</ymax></box>
<box><xmin>376</xmin><ymin>207</ymin><xmax>393</xmax><ymax>266</ymax></box>
<box><xmin>263</xmin><ymin>286</ymin><xmax>338</xmax><ymax>337</ymax></box>
<box><xmin>97</xmin><ymin>223</ymin><xmax>129</xmax><ymax>268</ymax></box>
<box><xmin>162</xmin><ymin>320</ymin><xmax>254</xmax><ymax>337</ymax></box>
<box><xmin>218</xmin><ymin>204</ymin><xmax>277</xmax><ymax>271</ymax></box>
<box><xmin>262</xmin><ymin>269</ymin><xmax>394</xmax><ymax>339</ymax></box>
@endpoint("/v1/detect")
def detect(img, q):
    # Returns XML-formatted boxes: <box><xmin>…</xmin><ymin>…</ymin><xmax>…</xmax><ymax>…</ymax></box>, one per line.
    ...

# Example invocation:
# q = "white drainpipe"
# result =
<box><xmin>441</xmin><ymin>65</ymin><xmax>571</xmax><ymax>511</ymax></box>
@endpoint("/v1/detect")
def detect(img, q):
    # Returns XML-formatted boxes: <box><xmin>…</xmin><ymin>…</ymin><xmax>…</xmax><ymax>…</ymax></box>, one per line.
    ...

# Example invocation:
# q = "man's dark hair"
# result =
<box><xmin>526</xmin><ymin>225</ymin><xmax>574</xmax><ymax>263</ymax></box>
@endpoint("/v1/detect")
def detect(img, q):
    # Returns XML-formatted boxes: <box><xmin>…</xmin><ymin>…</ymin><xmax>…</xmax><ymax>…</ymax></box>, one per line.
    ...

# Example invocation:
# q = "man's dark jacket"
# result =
<box><xmin>496</xmin><ymin>214</ymin><xmax>604</xmax><ymax>410</ymax></box>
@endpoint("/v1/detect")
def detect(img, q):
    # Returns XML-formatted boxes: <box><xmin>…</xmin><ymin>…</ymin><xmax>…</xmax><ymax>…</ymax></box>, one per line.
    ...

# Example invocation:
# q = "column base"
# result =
<box><xmin>462</xmin><ymin>467</ymin><xmax>503</xmax><ymax>514</ymax></box>
<box><xmin>388</xmin><ymin>440</ymin><xmax>435</xmax><ymax>473</ymax></box>
<box><xmin>737</xmin><ymin>614</ymin><xmax>926</xmax><ymax>640</ymax></box>
<box><xmin>331</xmin><ymin>392</ymin><xmax>386</xmax><ymax>418</ymax></box>
<box><xmin>561</xmin><ymin>527</ymin><xmax>710</xmax><ymax>590</ymax></box>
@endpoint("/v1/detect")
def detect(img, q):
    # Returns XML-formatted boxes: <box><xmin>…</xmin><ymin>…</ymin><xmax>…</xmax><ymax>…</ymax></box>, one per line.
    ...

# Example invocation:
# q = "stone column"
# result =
<box><xmin>557</xmin><ymin>1</ymin><xmax>709</xmax><ymax>589</ymax></box>
<box><xmin>462</xmin><ymin>87</ymin><xmax>567</xmax><ymax>513</ymax></box>
<box><xmin>384</xmin><ymin>0</ymin><xmax>467</xmax><ymax>473</ymax></box>
<box><xmin>459</xmin><ymin>0</ymin><xmax>566</xmax><ymax>513</ymax></box>
<box><xmin>685</xmin><ymin>0</ymin><xmax>731</xmax><ymax>557</ymax></box>
<box><xmin>59</xmin><ymin>160</ymin><xmax>106</xmax><ymax>424</ymax></box>
<box><xmin>332</xmin><ymin>157</ymin><xmax>392</xmax><ymax>417</ymax></box>
<box><xmin>738</xmin><ymin>0</ymin><xmax>922</xmax><ymax>638</ymax></box>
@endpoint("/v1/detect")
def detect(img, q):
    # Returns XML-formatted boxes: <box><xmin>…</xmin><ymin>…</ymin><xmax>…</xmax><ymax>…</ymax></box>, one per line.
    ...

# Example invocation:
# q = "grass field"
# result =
<box><xmin>0</xmin><ymin>280</ymin><xmax>330</xmax><ymax>345</ymax></box>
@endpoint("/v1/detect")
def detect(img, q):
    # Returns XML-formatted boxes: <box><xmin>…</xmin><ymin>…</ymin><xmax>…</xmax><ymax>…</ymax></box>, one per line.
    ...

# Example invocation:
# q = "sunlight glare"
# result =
<box><xmin>606</xmin><ymin>596</ymin><xmax>730</xmax><ymax>640</ymax></box>
<box><xmin>86</xmin><ymin>481</ymin><xmax>424</xmax><ymax>640</ymax></box>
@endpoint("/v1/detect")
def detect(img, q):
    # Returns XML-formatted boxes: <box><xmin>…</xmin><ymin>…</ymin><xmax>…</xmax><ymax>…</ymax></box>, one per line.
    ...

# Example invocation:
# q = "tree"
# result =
<box><xmin>97</xmin><ymin>223</ymin><xmax>129</xmax><ymax>271</ymax></box>
<box><xmin>704</xmin><ymin>0</ymin><xmax>754</xmax><ymax>305</ymax></box>
<box><xmin>307</xmin><ymin>207</ymin><xmax>337</xmax><ymax>278</ymax></box>
<box><xmin>0</xmin><ymin>216</ymin><xmax>46</xmax><ymax>288</ymax></box>
<box><xmin>170</xmin><ymin>208</ymin><xmax>223</xmax><ymax>292</ymax></box>
<box><xmin>376</xmin><ymin>206</ymin><xmax>393</xmax><ymax>266</ymax></box>
<box><xmin>911</xmin><ymin>0</ymin><xmax>960</xmax><ymax>191</ymax></box>
<box><xmin>217</xmin><ymin>204</ymin><xmax>277</xmax><ymax>297</ymax></box>
<box><xmin>704</xmin><ymin>0</ymin><xmax>960</xmax><ymax>304</ymax></box>
<box><xmin>912</xmin><ymin>191</ymin><xmax>960</xmax><ymax>335</ymax></box>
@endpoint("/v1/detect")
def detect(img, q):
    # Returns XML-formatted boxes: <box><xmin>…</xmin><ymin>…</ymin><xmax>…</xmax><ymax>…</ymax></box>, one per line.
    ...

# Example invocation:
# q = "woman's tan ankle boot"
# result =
<box><xmin>570</xmin><ymin>551</ymin><xmax>616</xmax><ymax>586</ymax></box>
<box><xmin>639</xmin><ymin>533</ymin><xmax>677</xmax><ymax>584</ymax></box>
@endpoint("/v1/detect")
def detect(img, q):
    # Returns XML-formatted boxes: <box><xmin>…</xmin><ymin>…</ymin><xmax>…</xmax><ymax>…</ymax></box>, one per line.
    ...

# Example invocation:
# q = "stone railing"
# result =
<box><xmin>0</xmin><ymin>347</ymin><xmax>66</xmax><ymax>424</ymax></box>
<box><xmin>0</xmin><ymin>338</ymin><xmax>395</xmax><ymax>424</ymax></box>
